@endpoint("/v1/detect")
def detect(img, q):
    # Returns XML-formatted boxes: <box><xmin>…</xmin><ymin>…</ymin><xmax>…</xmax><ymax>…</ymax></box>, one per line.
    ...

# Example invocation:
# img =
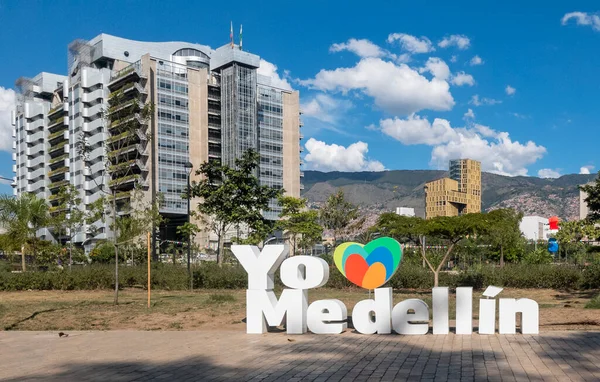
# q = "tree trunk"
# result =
<box><xmin>434</xmin><ymin>271</ymin><xmax>439</xmax><ymax>288</ymax></box>
<box><xmin>499</xmin><ymin>244</ymin><xmax>505</xmax><ymax>268</ymax></box>
<box><xmin>217</xmin><ymin>232</ymin><xmax>224</xmax><ymax>266</ymax></box>
<box><xmin>113</xmin><ymin>193</ymin><xmax>119</xmax><ymax>305</ymax></box>
<box><xmin>21</xmin><ymin>245</ymin><xmax>26</xmax><ymax>272</ymax></box>
<box><xmin>69</xmin><ymin>232</ymin><xmax>73</xmax><ymax>272</ymax></box>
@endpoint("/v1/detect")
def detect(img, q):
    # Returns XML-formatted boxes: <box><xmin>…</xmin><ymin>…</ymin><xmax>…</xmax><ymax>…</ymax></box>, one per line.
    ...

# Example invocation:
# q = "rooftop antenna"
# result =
<box><xmin>239</xmin><ymin>24</ymin><xmax>243</xmax><ymax>51</ymax></box>
<box><xmin>230</xmin><ymin>21</ymin><xmax>234</xmax><ymax>49</ymax></box>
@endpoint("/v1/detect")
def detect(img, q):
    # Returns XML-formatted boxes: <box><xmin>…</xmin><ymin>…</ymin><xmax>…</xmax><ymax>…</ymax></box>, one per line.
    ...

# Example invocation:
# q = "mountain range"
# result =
<box><xmin>301</xmin><ymin>170</ymin><xmax>598</xmax><ymax>221</ymax></box>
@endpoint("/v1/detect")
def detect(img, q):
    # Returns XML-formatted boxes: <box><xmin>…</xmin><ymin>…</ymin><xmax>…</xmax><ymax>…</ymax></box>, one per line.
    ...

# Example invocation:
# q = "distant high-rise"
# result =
<box><xmin>12</xmin><ymin>34</ymin><xmax>302</xmax><ymax>252</ymax></box>
<box><xmin>424</xmin><ymin>159</ymin><xmax>481</xmax><ymax>219</ymax></box>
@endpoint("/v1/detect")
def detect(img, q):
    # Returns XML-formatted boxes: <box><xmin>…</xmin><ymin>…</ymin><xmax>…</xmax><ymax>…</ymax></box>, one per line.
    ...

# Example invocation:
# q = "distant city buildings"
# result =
<box><xmin>11</xmin><ymin>33</ymin><xmax>302</xmax><ymax>253</ymax></box>
<box><xmin>424</xmin><ymin>159</ymin><xmax>482</xmax><ymax>219</ymax></box>
<box><xmin>395</xmin><ymin>207</ymin><xmax>415</xmax><ymax>217</ymax></box>
<box><xmin>520</xmin><ymin>216</ymin><xmax>550</xmax><ymax>241</ymax></box>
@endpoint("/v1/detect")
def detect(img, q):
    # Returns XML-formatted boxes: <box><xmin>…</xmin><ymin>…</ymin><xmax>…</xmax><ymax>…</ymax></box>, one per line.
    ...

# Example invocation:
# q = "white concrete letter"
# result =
<box><xmin>280</xmin><ymin>256</ymin><xmax>329</xmax><ymax>289</ymax></box>
<box><xmin>391</xmin><ymin>299</ymin><xmax>430</xmax><ymax>335</ymax></box>
<box><xmin>499</xmin><ymin>298</ymin><xmax>539</xmax><ymax>334</ymax></box>
<box><xmin>307</xmin><ymin>299</ymin><xmax>347</xmax><ymax>334</ymax></box>
<box><xmin>351</xmin><ymin>288</ymin><xmax>393</xmax><ymax>334</ymax></box>
<box><xmin>231</xmin><ymin>245</ymin><xmax>288</xmax><ymax>290</ymax></box>
<box><xmin>456</xmin><ymin>287</ymin><xmax>473</xmax><ymax>334</ymax></box>
<box><xmin>478</xmin><ymin>299</ymin><xmax>496</xmax><ymax>335</ymax></box>
<box><xmin>432</xmin><ymin>287</ymin><xmax>449</xmax><ymax>334</ymax></box>
<box><xmin>246</xmin><ymin>289</ymin><xmax>308</xmax><ymax>334</ymax></box>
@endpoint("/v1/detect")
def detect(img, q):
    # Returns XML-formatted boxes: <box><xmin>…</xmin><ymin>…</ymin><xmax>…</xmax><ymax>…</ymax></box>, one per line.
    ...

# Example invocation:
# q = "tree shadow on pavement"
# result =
<box><xmin>5</xmin><ymin>332</ymin><xmax>600</xmax><ymax>381</ymax></box>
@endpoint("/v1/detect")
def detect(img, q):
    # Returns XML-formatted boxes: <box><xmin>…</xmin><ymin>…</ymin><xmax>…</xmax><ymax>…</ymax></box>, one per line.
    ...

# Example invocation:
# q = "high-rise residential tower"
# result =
<box><xmin>424</xmin><ymin>159</ymin><xmax>481</xmax><ymax>219</ymax></box>
<box><xmin>12</xmin><ymin>34</ymin><xmax>302</xmax><ymax>253</ymax></box>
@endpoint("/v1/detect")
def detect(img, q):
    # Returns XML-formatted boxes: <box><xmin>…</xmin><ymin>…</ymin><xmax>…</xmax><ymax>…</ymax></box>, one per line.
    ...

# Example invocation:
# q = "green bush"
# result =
<box><xmin>522</xmin><ymin>248</ymin><xmax>553</xmax><ymax>265</ymax></box>
<box><xmin>585</xmin><ymin>294</ymin><xmax>600</xmax><ymax>309</ymax></box>
<box><xmin>0</xmin><ymin>261</ymin><xmax>597</xmax><ymax>291</ymax></box>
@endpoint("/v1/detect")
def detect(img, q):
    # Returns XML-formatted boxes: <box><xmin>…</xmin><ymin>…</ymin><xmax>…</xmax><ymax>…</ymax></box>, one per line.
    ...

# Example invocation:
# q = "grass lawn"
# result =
<box><xmin>0</xmin><ymin>288</ymin><xmax>598</xmax><ymax>332</ymax></box>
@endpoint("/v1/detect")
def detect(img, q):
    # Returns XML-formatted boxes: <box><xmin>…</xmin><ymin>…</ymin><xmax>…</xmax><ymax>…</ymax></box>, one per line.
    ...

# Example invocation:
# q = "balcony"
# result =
<box><xmin>108</xmin><ymin>99</ymin><xmax>143</xmax><ymax>115</ymax></box>
<box><xmin>107</xmin><ymin>191</ymin><xmax>132</xmax><ymax>201</ymax></box>
<box><xmin>300</xmin><ymin>171</ymin><xmax>304</xmax><ymax>178</ymax></box>
<box><xmin>48</xmin><ymin>179</ymin><xmax>69</xmax><ymax>191</ymax></box>
<box><xmin>108</xmin><ymin>129</ymin><xmax>146</xmax><ymax>145</ymax></box>
<box><xmin>48</xmin><ymin>116</ymin><xmax>65</xmax><ymax>129</ymax></box>
<box><xmin>48</xmin><ymin>104</ymin><xmax>64</xmax><ymax>118</ymax></box>
<box><xmin>48</xmin><ymin>141</ymin><xmax>68</xmax><ymax>155</ymax></box>
<box><xmin>108</xmin><ymin>144</ymin><xmax>145</xmax><ymax>160</ymax></box>
<box><xmin>109</xmin><ymin>61</ymin><xmax>145</xmax><ymax>89</ymax></box>
<box><xmin>48</xmin><ymin>128</ymin><xmax>68</xmax><ymax>143</ymax></box>
<box><xmin>109</xmin><ymin>113</ymin><xmax>144</xmax><ymax>130</ymax></box>
<box><xmin>48</xmin><ymin>166</ymin><xmax>68</xmax><ymax>178</ymax></box>
<box><xmin>108</xmin><ymin>158</ymin><xmax>147</xmax><ymax>174</ymax></box>
<box><xmin>108</xmin><ymin>174</ymin><xmax>141</xmax><ymax>187</ymax></box>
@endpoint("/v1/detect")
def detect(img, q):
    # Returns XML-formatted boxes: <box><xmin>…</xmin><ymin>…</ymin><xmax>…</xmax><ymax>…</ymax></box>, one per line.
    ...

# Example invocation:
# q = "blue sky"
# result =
<box><xmin>1</xmin><ymin>0</ymin><xmax>599</xmax><ymax>194</ymax></box>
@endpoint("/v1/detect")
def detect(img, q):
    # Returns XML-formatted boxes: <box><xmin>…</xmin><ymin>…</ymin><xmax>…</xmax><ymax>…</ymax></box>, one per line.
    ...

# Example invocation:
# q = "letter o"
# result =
<box><xmin>280</xmin><ymin>256</ymin><xmax>329</xmax><ymax>289</ymax></box>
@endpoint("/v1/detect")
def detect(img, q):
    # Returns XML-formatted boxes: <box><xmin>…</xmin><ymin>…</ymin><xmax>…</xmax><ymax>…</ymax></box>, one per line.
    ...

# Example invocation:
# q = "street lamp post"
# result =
<box><xmin>184</xmin><ymin>161</ymin><xmax>193</xmax><ymax>291</ymax></box>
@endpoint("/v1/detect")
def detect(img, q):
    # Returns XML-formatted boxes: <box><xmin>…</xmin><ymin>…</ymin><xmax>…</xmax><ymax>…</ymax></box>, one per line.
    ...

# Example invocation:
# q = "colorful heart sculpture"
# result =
<box><xmin>333</xmin><ymin>237</ymin><xmax>402</xmax><ymax>289</ymax></box>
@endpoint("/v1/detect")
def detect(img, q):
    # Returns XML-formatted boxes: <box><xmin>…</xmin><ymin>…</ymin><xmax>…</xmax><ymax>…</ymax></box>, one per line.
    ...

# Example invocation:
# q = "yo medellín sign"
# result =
<box><xmin>231</xmin><ymin>237</ymin><xmax>539</xmax><ymax>335</ymax></box>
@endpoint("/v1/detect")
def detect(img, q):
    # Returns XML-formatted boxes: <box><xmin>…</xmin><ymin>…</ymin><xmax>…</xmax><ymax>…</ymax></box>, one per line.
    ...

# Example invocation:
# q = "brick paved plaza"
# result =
<box><xmin>1</xmin><ymin>331</ymin><xmax>599</xmax><ymax>381</ymax></box>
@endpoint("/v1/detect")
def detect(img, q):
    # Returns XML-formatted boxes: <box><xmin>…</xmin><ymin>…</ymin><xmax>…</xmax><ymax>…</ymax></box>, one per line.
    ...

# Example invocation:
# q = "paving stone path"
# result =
<box><xmin>1</xmin><ymin>331</ymin><xmax>599</xmax><ymax>381</ymax></box>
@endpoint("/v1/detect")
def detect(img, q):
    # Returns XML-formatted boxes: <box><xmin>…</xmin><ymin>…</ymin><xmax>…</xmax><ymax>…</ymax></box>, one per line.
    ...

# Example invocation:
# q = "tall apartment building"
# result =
<box><xmin>12</xmin><ymin>34</ymin><xmax>302</xmax><ymax>252</ymax></box>
<box><xmin>424</xmin><ymin>159</ymin><xmax>481</xmax><ymax>219</ymax></box>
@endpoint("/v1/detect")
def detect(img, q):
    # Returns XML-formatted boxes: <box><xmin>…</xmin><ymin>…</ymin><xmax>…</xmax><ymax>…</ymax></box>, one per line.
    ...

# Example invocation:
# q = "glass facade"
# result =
<box><xmin>257</xmin><ymin>85</ymin><xmax>284</xmax><ymax>220</ymax></box>
<box><xmin>156</xmin><ymin>61</ymin><xmax>190</xmax><ymax>213</ymax></box>
<box><xmin>220</xmin><ymin>63</ymin><xmax>257</xmax><ymax>168</ymax></box>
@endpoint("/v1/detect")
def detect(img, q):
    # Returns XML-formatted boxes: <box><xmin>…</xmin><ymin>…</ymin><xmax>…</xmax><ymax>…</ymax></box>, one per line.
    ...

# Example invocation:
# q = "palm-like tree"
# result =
<box><xmin>0</xmin><ymin>193</ymin><xmax>49</xmax><ymax>271</ymax></box>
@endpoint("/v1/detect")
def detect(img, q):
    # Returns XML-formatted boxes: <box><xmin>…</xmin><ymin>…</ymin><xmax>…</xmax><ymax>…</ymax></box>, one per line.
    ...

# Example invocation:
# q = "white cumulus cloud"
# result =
<box><xmin>470</xmin><ymin>55</ymin><xmax>484</xmax><ymax>66</ymax></box>
<box><xmin>438</xmin><ymin>35</ymin><xmax>471</xmax><ymax>50</ymax></box>
<box><xmin>304</xmin><ymin>138</ymin><xmax>385</xmax><ymax>172</ymax></box>
<box><xmin>463</xmin><ymin>108</ymin><xmax>475</xmax><ymax>120</ymax></box>
<box><xmin>505</xmin><ymin>85</ymin><xmax>516</xmax><ymax>95</ymax></box>
<box><xmin>0</xmin><ymin>87</ymin><xmax>16</xmax><ymax>153</ymax></box>
<box><xmin>257</xmin><ymin>59</ymin><xmax>292</xmax><ymax>90</ymax></box>
<box><xmin>299</xmin><ymin>57</ymin><xmax>455</xmax><ymax>115</ymax></box>
<box><xmin>451</xmin><ymin>72</ymin><xmax>475</xmax><ymax>86</ymax></box>
<box><xmin>387</xmin><ymin>33</ymin><xmax>435</xmax><ymax>53</ymax></box>
<box><xmin>419</xmin><ymin>57</ymin><xmax>451</xmax><ymax>81</ymax></box>
<box><xmin>561</xmin><ymin>12</ymin><xmax>600</xmax><ymax>31</ymax></box>
<box><xmin>330</xmin><ymin>38</ymin><xmax>388</xmax><ymax>58</ymax></box>
<box><xmin>538</xmin><ymin>169</ymin><xmax>561</xmax><ymax>179</ymax></box>
<box><xmin>580</xmin><ymin>165</ymin><xmax>595</xmax><ymax>174</ymax></box>
<box><xmin>378</xmin><ymin>114</ymin><xmax>546</xmax><ymax>176</ymax></box>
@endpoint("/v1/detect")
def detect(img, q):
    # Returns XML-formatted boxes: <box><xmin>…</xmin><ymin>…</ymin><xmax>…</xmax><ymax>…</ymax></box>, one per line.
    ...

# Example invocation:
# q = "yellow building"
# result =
<box><xmin>424</xmin><ymin>159</ymin><xmax>481</xmax><ymax>219</ymax></box>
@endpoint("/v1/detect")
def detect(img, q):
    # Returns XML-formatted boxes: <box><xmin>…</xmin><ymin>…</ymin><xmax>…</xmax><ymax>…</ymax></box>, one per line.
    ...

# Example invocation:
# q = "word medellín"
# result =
<box><xmin>231</xmin><ymin>245</ymin><xmax>539</xmax><ymax>335</ymax></box>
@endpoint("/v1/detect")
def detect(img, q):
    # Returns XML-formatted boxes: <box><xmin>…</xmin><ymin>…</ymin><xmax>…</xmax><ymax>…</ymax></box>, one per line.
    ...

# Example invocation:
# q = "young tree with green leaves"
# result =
<box><xmin>49</xmin><ymin>184</ymin><xmax>88</xmax><ymax>270</ymax></box>
<box><xmin>0</xmin><ymin>193</ymin><xmax>49</xmax><ymax>271</ymax></box>
<box><xmin>188</xmin><ymin>149</ymin><xmax>282</xmax><ymax>264</ymax></box>
<box><xmin>277</xmin><ymin>196</ymin><xmax>323</xmax><ymax>256</ymax></box>
<box><xmin>374</xmin><ymin>213</ymin><xmax>485</xmax><ymax>287</ymax></box>
<box><xmin>319</xmin><ymin>190</ymin><xmax>358</xmax><ymax>245</ymax></box>
<box><xmin>580</xmin><ymin>171</ymin><xmax>600</xmax><ymax>222</ymax></box>
<box><xmin>484</xmin><ymin>208</ymin><xmax>524</xmax><ymax>267</ymax></box>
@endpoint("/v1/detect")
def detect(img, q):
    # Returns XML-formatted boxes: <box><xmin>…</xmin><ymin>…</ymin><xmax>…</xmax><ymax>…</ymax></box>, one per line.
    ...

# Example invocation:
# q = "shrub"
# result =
<box><xmin>207</xmin><ymin>293</ymin><xmax>236</xmax><ymax>304</ymax></box>
<box><xmin>585</xmin><ymin>294</ymin><xmax>600</xmax><ymax>309</ymax></box>
<box><xmin>522</xmin><ymin>248</ymin><xmax>553</xmax><ymax>265</ymax></box>
<box><xmin>192</xmin><ymin>263</ymin><xmax>247</xmax><ymax>289</ymax></box>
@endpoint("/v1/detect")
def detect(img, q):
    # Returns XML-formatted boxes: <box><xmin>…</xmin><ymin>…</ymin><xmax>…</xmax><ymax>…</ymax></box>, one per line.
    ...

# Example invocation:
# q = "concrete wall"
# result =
<box><xmin>187</xmin><ymin>67</ymin><xmax>210</xmax><ymax>248</ymax></box>
<box><xmin>282</xmin><ymin>91</ymin><xmax>300</xmax><ymax>198</ymax></box>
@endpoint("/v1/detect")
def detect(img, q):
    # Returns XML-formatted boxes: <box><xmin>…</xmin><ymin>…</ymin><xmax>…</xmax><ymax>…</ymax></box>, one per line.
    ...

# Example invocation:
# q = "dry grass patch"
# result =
<box><xmin>0</xmin><ymin>288</ymin><xmax>598</xmax><ymax>332</ymax></box>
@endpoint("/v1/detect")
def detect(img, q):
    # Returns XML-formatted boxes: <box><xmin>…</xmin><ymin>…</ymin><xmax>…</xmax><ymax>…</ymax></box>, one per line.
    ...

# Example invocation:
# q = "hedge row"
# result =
<box><xmin>0</xmin><ymin>263</ymin><xmax>599</xmax><ymax>291</ymax></box>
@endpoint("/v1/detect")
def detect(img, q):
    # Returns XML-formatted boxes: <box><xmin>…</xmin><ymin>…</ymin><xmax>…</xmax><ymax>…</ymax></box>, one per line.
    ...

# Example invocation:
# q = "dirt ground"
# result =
<box><xmin>0</xmin><ymin>288</ymin><xmax>598</xmax><ymax>332</ymax></box>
